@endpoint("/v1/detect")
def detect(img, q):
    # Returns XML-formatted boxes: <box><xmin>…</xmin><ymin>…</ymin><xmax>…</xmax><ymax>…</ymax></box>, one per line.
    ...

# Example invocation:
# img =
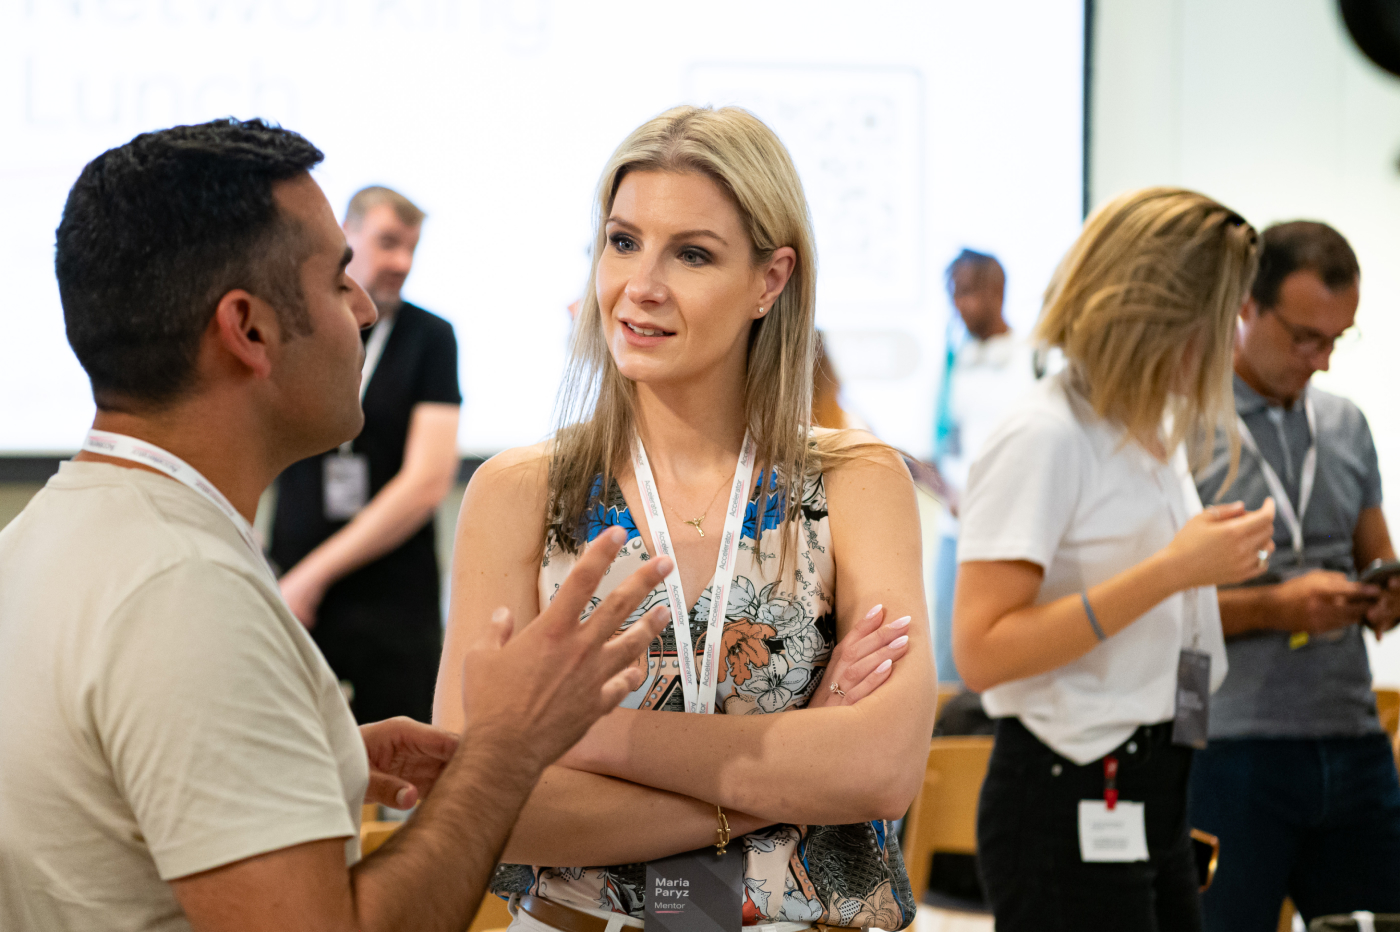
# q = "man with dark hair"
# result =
<box><xmin>1189</xmin><ymin>220</ymin><xmax>1400</xmax><ymax>930</ymax></box>
<box><xmin>272</xmin><ymin>183</ymin><xmax>460</xmax><ymax>726</ymax></box>
<box><xmin>0</xmin><ymin>118</ymin><xmax>670</xmax><ymax>932</ymax></box>
<box><xmin>930</xmin><ymin>249</ymin><xmax>1036</xmax><ymax>686</ymax></box>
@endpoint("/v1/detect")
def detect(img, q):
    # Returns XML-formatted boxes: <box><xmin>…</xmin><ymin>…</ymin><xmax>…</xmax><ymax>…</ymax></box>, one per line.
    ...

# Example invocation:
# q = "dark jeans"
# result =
<box><xmin>978</xmin><ymin>718</ymin><xmax>1201</xmax><ymax>932</ymax></box>
<box><xmin>1188</xmin><ymin>734</ymin><xmax>1400</xmax><ymax>932</ymax></box>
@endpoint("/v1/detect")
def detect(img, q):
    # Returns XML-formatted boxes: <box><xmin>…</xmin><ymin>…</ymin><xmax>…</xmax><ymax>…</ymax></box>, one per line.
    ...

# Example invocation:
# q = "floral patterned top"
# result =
<box><xmin>490</xmin><ymin>470</ymin><xmax>915</xmax><ymax>930</ymax></box>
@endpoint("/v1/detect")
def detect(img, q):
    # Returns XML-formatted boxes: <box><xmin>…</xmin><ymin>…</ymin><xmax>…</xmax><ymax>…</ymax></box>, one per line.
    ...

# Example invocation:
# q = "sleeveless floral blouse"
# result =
<box><xmin>490</xmin><ymin>470</ymin><xmax>915</xmax><ymax>930</ymax></box>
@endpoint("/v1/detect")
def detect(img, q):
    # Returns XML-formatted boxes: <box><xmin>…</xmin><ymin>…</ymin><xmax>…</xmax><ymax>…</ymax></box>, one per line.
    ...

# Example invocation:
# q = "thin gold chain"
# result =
<box><xmin>667</xmin><ymin>471</ymin><xmax>734</xmax><ymax>537</ymax></box>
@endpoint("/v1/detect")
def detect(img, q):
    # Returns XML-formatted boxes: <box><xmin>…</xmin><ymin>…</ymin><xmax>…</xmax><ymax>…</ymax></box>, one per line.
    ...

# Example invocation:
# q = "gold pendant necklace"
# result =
<box><xmin>675</xmin><ymin>472</ymin><xmax>734</xmax><ymax>538</ymax></box>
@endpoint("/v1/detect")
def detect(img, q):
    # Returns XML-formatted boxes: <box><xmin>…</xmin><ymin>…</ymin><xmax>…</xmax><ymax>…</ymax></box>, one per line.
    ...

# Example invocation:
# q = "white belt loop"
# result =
<box><xmin>602</xmin><ymin>915</ymin><xmax>628</xmax><ymax>932</ymax></box>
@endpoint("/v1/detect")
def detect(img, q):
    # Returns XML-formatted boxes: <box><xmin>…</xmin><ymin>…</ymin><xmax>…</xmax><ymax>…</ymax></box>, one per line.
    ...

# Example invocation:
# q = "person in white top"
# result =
<box><xmin>953</xmin><ymin>188</ymin><xmax>1277</xmax><ymax>932</ymax></box>
<box><xmin>0</xmin><ymin>118</ymin><xmax>672</xmax><ymax>932</ymax></box>
<box><xmin>931</xmin><ymin>249</ymin><xmax>1039</xmax><ymax>684</ymax></box>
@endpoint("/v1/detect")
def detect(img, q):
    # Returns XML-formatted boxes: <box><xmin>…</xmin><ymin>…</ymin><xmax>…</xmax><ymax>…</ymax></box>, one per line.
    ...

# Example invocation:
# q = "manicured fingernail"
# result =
<box><xmin>887</xmin><ymin>615</ymin><xmax>911</xmax><ymax>630</ymax></box>
<box><xmin>491</xmin><ymin>607</ymin><xmax>509</xmax><ymax>623</ymax></box>
<box><xmin>876</xmin><ymin>659</ymin><xmax>892</xmax><ymax>673</ymax></box>
<box><xmin>609</xmin><ymin>526</ymin><xmax>627</xmax><ymax>543</ymax></box>
<box><xmin>395</xmin><ymin>786</ymin><xmax>411</xmax><ymax>808</ymax></box>
<box><xmin>865</xmin><ymin>604</ymin><xmax>883</xmax><ymax>620</ymax></box>
<box><xmin>889</xmin><ymin>635</ymin><xmax>909</xmax><ymax>649</ymax></box>
<box><xmin>653</xmin><ymin>557</ymin><xmax>673</xmax><ymax>575</ymax></box>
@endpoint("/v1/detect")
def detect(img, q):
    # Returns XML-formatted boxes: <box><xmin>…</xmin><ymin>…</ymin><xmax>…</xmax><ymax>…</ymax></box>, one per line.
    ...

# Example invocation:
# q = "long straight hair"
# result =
<box><xmin>1036</xmin><ymin>187</ymin><xmax>1258</xmax><ymax>483</ymax></box>
<box><xmin>548</xmin><ymin>105</ymin><xmax>828</xmax><ymax>565</ymax></box>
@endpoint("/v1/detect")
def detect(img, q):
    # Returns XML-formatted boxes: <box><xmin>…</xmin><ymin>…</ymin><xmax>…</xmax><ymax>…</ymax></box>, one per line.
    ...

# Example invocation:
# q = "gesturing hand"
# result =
<box><xmin>1162</xmin><ymin>499</ymin><xmax>1278</xmax><ymax>589</ymax></box>
<box><xmin>808</xmin><ymin>604</ymin><xmax>912</xmax><ymax>709</ymax></box>
<box><xmin>360</xmin><ymin>717</ymin><xmax>460</xmax><ymax>810</ymax></box>
<box><xmin>458</xmin><ymin>526</ymin><xmax>673</xmax><ymax>774</ymax></box>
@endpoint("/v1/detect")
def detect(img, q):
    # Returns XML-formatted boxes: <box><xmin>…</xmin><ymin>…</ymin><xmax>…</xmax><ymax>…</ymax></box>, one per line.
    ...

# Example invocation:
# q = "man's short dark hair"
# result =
<box><xmin>945</xmin><ymin>248</ymin><xmax>1005</xmax><ymax>295</ymax></box>
<box><xmin>1251</xmin><ymin>221</ymin><xmax>1360</xmax><ymax>310</ymax></box>
<box><xmin>55</xmin><ymin>118</ymin><xmax>324</xmax><ymax>410</ymax></box>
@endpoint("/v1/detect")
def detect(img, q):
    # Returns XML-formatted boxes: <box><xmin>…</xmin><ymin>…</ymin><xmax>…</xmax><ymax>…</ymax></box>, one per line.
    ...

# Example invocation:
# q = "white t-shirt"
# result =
<box><xmin>937</xmin><ymin>332</ymin><xmax>1038</xmax><ymax>535</ymax></box>
<box><xmin>0</xmin><ymin>462</ymin><xmax>368</xmax><ymax>932</ymax></box>
<box><xmin>957</xmin><ymin>374</ymin><xmax>1227</xmax><ymax>764</ymax></box>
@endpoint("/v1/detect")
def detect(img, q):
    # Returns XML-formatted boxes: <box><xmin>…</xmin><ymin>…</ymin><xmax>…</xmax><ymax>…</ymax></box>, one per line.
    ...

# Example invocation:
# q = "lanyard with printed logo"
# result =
<box><xmin>82</xmin><ymin>429</ymin><xmax>273</xmax><ymax>581</ymax></box>
<box><xmin>630</xmin><ymin>432</ymin><xmax>756</xmax><ymax>714</ymax></box>
<box><xmin>1151</xmin><ymin>450</ymin><xmax>1212</xmax><ymax>749</ymax></box>
<box><xmin>1236</xmin><ymin>389</ymin><xmax>1317</xmax><ymax>563</ymax></box>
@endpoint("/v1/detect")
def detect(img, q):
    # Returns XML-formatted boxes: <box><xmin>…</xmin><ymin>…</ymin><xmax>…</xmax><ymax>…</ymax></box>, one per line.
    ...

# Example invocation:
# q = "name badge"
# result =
<box><xmin>323</xmin><ymin>453</ymin><xmax>370</xmax><ymax>521</ymax></box>
<box><xmin>1172</xmin><ymin>649</ymin><xmax>1211</xmax><ymax>749</ymax></box>
<box><xmin>1078</xmin><ymin>800</ymin><xmax>1149</xmax><ymax>862</ymax></box>
<box><xmin>644</xmin><ymin>846</ymin><xmax>743</xmax><ymax>932</ymax></box>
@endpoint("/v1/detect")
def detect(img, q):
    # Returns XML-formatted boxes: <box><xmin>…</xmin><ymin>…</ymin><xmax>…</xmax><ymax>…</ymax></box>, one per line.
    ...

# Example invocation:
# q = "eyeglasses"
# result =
<box><xmin>1265</xmin><ymin>309</ymin><xmax>1360</xmax><ymax>356</ymax></box>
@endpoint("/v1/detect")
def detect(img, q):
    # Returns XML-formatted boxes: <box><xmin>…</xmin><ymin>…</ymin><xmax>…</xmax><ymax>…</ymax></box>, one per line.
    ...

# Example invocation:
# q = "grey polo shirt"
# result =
<box><xmin>1194</xmin><ymin>373</ymin><xmax>1384</xmax><ymax>739</ymax></box>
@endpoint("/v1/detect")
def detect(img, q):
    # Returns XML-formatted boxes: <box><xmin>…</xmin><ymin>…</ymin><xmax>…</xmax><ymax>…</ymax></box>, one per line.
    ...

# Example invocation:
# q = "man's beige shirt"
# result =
<box><xmin>0</xmin><ymin>462</ymin><xmax>368</xmax><ymax>931</ymax></box>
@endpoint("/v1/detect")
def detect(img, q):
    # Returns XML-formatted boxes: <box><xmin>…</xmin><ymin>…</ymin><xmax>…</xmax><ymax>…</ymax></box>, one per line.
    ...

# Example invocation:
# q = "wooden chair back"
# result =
<box><xmin>901</xmin><ymin>735</ymin><xmax>994</xmax><ymax>904</ymax></box>
<box><xmin>1376</xmin><ymin>688</ymin><xmax>1400</xmax><ymax>769</ymax></box>
<box><xmin>360</xmin><ymin>819</ymin><xmax>401</xmax><ymax>857</ymax></box>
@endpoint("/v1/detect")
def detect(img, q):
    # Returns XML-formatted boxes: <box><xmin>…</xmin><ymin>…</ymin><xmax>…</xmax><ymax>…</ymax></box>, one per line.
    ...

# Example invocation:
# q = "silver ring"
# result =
<box><xmin>829</xmin><ymin>682</ymin><xmax>846</xmax><ymax>698</ymax></box>
<box><xmin>1257</xmin><ymin>549</ymin><xmax>1270</xmax><ymax>566</ymax></box>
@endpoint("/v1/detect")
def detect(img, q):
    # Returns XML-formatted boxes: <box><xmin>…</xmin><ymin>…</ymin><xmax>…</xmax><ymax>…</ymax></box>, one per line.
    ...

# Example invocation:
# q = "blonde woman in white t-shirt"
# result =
<box><xmin>953</xmin><ymin>188</ymin><xmax>1276</xmax><ymax>932</ymax></box>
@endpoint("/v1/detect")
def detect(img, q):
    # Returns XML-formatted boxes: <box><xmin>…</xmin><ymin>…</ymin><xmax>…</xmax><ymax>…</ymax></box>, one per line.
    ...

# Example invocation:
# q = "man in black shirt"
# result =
<box><xmin>272</xmin><ymin>186</ymin><xmax>461</xmax><ymax>724</ymax></box>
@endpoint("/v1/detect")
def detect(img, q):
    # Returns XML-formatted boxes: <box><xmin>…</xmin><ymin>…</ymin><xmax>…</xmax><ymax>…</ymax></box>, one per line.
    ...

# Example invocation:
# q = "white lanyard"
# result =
<box><xmin>359</xmin><ymin>316</ymin><xmax>394</xmax><ymax>403</ymax></box>
<box><xmin>1152</xmin><ymin>446</ymin><xmax>1202</xmax><ymax>650</ymax></box>
<box><xmin>631</xmin><ymin>432</ymin><xmax>757</xmax><ymax>714</ymax></box>
<box><xmin>1236</xmin><ymin>390</ymin><xmax>1317</xmax><ymax>560</ymax></box>
<box><xmin>338</xmin><ymin>315</ymin><xmax>395</xmax><ymax>456</ymax></box>
<box><xmin>81</xmin><ymin>430</ymin><xmax>272</xmax><ymax>580</ymax></box>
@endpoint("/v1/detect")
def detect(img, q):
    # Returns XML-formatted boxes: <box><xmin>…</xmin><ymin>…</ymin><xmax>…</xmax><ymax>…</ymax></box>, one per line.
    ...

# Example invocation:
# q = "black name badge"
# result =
<box><xmin>645</xmin><ymin>845</ymin><xmax>743</xmax><ymax>932</ymax></box>
<box><xmin>1172</xmin><ymin>649</ymin><xmax>1211</xmax><ymax>749</ymax></box>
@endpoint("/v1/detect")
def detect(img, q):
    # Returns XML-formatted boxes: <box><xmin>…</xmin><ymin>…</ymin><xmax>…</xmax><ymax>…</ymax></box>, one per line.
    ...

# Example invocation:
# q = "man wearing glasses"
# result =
<box><xmin>1188</xmin><ymin>221</ymin><xmax>1400</xmax><ymax>930</ymax></box>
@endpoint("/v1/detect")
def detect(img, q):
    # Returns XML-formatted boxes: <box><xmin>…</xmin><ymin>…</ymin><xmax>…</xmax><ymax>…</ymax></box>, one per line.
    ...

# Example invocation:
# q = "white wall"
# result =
<box><xmin>1092</xmin><ymin>0</ymin><xmax>1400</xmax><ymax>685</ymax></box>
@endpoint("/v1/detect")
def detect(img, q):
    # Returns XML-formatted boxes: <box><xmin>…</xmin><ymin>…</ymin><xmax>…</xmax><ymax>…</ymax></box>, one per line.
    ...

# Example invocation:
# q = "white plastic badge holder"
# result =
<box><xmin>1078</xmin><ymin>800</ymin><xmax>1149</xmax><ymax>862</ymax></box>
<box><xmin>324</xmin><ymin>454</ymin><xmax>370</xmax><ymax>520</ymax></box>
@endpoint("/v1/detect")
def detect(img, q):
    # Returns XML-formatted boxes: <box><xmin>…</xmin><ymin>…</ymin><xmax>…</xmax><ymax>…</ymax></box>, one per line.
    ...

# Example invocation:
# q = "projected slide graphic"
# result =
<box><xmin>1</xmin><ymin>0</ymin><xmax>1083</xmax><ymax>457</ymax></box>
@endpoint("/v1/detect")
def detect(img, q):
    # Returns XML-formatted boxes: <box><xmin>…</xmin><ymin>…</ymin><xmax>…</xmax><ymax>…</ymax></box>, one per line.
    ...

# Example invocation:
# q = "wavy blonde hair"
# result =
<box><xmin>1037</xmin><ymin>187</ymin><xmax>1258</xmax><ymax>482</ymax></box>
<box><xmin>548</xmin><ymin>105</ymin><xmax>853</xmax><ymax>564</ymax></box>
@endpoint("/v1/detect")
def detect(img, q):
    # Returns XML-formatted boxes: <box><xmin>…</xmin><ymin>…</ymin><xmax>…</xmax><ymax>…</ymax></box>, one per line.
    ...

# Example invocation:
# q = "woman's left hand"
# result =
<box><xmin>809</xmin><ymin>604</ymin><xmax>912</xmax><ymax>709</ymax></box>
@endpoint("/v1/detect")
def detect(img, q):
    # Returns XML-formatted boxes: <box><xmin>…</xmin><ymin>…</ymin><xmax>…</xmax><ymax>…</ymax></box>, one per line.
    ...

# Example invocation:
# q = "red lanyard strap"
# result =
<box><xmin>1103</xmin><ymin>756</ymin><xmax>1119</xmax><ymax>811</ymax></box>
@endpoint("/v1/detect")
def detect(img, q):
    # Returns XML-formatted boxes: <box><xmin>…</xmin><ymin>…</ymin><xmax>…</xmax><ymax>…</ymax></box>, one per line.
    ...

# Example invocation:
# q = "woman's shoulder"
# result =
<box><xmin>812</xmin><ymin>426</ymin><xmax>905</xmax><ymax>471</ymax></box>
<box><xmin>812</xmin><ymin>428</ymin><xmax>913</xmax><ymax>508</ymax></box>
<box><xmin>464</xmin><ymin>441</ymin><xmax>552</xmax><ymax>513</ymax></box>
<box><xmin>472</xmin><ymin>441</ymin><xmax>551</xmax><ymax>481</ymax></box>
<box><xmin>983</xmin><ymin>376</ymin><xmax>1090</xmax><ymax>453</ymax></box>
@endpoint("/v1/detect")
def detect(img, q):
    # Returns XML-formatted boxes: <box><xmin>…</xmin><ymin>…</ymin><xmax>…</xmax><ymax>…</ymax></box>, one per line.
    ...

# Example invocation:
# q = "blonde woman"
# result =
<box><xmin>435</xmin><ymin>106</ymin><xmax>936</xmax><ymax>932</ymax></box>
<box><xmin>953</xmin><ymin>189</ymin><xmax>1276</xmax><ymax>932</ymax></box>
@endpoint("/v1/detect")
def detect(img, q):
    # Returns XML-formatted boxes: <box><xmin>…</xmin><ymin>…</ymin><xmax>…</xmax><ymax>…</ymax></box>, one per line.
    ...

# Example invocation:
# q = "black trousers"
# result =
<box><xmin>977</xmin><ymin>717</ymin><xmax>1201</xmax><ymax>932</ymax></box>
<box><xmin>312</xmin><ymin>600</ymin><xmax>442</xmax><ymax>724</ymax></box>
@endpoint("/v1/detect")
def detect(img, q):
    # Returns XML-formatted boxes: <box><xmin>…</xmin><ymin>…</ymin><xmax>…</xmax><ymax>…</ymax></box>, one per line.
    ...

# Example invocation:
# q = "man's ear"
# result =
<box><xmin>210</xmin><ymin>289</ymin><xmax>281</xmax><ymax>380</ymax></box>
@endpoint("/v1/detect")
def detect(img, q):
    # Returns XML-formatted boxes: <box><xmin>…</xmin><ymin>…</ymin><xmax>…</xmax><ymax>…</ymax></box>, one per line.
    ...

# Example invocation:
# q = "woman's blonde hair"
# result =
<box><xmin>547</xmin><ymin>105</ymin><xmax>838</xmax><ymax>560</ymax></box>
<box><xmin>1036</xmin><ymin>187</ymin><xmax>1258</xmax><ymax>480</ymax></box>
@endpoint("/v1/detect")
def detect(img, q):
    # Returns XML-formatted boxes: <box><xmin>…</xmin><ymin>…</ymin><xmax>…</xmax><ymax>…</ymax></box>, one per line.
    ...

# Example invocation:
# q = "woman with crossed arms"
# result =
<box><xmin>954</xmin><ymin>188</ymin><xmax>1278</xmax><ymax>932</ymax></box>
<box><xmin>435</xmin><ymin>106</ymin><xmax>936</xmax><ymax>932</ymax></box>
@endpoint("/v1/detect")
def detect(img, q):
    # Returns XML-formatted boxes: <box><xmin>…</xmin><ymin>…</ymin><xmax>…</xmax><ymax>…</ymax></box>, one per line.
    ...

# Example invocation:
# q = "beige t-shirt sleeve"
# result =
<box><xmin>91</xmin><ymin>560</ymin><xmax>359</xmax><ymax>881</ymax></box>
